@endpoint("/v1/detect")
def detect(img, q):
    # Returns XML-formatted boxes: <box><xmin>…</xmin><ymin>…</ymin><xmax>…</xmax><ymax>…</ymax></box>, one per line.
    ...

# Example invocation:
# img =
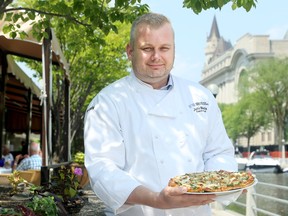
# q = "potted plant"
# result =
<box><xmin>72</xmin><ymin>152</ymin><xmax>89</xmax><ymax>189</ymax></box>
<box><xmin>48</xmin><ymin>165</ymin><xmax>85</xmax><ymax>214</ymax></box>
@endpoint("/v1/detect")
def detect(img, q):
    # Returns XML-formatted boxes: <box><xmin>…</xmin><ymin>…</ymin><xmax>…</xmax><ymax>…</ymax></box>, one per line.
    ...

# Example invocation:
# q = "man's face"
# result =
<box><xmin>126</xmin><ymin>23</ymin><xmax>175</xmax><ymax>89</ymax></box>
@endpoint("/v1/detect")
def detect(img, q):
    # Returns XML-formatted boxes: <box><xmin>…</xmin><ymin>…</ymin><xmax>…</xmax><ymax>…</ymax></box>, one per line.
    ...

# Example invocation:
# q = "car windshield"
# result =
<box><xmin>252</xmin><ymin>154</ymin><xmax>272</xmax><ymax>159</ymax></box>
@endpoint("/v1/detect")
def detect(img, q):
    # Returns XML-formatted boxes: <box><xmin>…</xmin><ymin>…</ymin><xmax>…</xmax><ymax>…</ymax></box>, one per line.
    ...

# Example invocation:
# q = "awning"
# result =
<box><xmin>7</xmin><ymin>55</ymin><xmax>41</xmax><ymax>97</ymax></box>
<box><xmin>5</xmin><ymin>55</ymin><xmax>42</xmax><ymax>133</ymax></box>
<box><xmin>0</xmin><ymin>17</ymin><xmax>69</xmax><ymax>76</ymax></box>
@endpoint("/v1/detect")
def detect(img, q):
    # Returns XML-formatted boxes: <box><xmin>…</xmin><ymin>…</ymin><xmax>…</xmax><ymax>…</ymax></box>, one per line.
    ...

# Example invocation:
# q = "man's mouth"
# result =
<box><xmin>148</xmin><ymin>64</ymin><xmax>164</xmax><ymax>69</ymax></box>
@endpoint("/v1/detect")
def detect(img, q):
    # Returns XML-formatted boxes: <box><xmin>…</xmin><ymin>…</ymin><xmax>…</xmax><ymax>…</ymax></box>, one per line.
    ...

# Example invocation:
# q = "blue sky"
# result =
<box><xmin>142</xmin><ymin>0</ymin><xmax>288</xmax><ymax>82</ymax></box>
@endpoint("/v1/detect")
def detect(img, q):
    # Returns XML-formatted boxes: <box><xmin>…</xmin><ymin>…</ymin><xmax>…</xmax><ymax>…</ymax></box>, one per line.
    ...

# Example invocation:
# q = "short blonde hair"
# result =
<box><xmin>129</xmin><ymin>13</ymin><xmax>174</xmax><ymax>49</ymax></box>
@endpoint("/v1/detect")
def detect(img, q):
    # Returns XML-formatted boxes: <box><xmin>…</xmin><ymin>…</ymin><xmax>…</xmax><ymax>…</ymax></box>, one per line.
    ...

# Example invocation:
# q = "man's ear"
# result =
<box><xmin>126</xmin><ymin>43</ymin><xmax>133</xmax><ymax>60</ymax></box>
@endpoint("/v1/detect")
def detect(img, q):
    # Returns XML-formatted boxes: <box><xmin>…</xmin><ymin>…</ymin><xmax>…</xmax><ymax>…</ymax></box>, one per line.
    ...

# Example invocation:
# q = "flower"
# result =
<box><xmin>50</xmin><ymin>165</ymin><xmax>83</xmax><ymax>201</ymax></box>
<box><xmin>74</xmin><ymin>167</ymin><xmax>83</xmax><ymax>176</ymax></box>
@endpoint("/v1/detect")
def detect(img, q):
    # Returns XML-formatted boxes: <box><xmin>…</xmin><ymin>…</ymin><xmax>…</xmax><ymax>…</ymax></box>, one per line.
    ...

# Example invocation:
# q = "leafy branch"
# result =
<box><xmin>3</xmin><ymin>7</ymin><xmax>91</xmax><ymax>27</ymax></box>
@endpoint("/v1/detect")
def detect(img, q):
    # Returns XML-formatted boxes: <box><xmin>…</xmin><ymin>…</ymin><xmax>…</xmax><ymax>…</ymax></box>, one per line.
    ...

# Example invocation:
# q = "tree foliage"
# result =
<box><xmin>219</xmin><ymin>103</ymin><xmax>239</xmax><ymax>144</ymax></box>
<box><xmin>247</xmin><ymin>58</ymin><xmax>288</xmax><ymax>149</ymax></box>
<box><xmin>221</xmin><ymin>93</ymin><xmax>272</xmax><ymax>154</ymax></box>
<box><xmin>1</xmin><ymin>0</ymin><xmax>149</xmax><ymax>41</ymax></box>
<box><xmin>183</xmin><ymin>0</ymin><xmax>257</xmax><ymax>14</ymax></box>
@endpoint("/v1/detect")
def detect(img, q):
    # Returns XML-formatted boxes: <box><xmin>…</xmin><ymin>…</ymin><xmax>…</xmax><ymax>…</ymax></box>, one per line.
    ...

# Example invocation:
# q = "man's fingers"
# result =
<box><xmin>167</xmin><ymin>186</ymin><xmax>187</xmax><ymax>195</ymax></box>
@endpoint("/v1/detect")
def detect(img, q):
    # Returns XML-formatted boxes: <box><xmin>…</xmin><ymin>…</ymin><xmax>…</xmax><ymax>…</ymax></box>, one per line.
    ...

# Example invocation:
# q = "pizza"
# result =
<box><xmin>168</xmin><ymin>170</ymin><xmax>255</xmax><ymax>193</ymax></box>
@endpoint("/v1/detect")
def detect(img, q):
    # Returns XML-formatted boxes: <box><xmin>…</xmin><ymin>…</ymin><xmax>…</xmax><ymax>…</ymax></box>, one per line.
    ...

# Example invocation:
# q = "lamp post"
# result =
<box><xmin>207</xmin><ymin>83</ymin><xmax>219</xmax><ymax>98</ymax></box>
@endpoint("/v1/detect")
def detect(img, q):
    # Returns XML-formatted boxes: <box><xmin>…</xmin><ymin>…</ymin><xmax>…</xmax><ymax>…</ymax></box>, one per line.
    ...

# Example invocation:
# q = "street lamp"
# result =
<box><xmin>207</xmin><ymin>84</ymin><xmax>219</xmax><ymax>98</ymax></box>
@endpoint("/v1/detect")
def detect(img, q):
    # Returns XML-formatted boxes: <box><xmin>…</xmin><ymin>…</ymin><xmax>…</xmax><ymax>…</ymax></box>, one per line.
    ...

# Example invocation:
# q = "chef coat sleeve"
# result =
<box><xmin>203</xmin><ymin>96</ymin><xmax>238</xmax><ymax>172</ymax></box>
<box><xmin>84</xmin><ymin>94</ymin><xmax>141</xmax><ymax>214</ymax></box>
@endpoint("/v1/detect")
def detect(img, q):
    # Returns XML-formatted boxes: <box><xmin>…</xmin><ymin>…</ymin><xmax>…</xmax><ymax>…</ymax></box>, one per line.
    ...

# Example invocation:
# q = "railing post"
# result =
<box><xmin>246</xmin><ymin>186</ymin><xmax>257</xmax><ymax>216</ymax></box>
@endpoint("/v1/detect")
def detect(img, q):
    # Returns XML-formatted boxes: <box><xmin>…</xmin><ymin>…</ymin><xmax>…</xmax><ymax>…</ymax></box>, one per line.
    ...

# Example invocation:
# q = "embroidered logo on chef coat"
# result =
<box><xmin>189</xmin><ymin>101</ymin><xmax>208</xmax><ymax>113</ymax></box>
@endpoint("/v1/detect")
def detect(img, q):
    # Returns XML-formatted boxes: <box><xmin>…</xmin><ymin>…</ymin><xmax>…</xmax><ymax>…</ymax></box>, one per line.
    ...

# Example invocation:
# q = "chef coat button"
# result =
<box><xmin>160</xmin><ymin>160</ymin><xmax>164</xmax><ymax>164</ymax></box>
<box><xmin>188</xmin><ymin>159</ymin><xmax>192</xmax><ymax>162</ymax></box>
<box><xmin>155</xmin><ymin>136</ymin><xmax>159</xmax><ymax>139</ymax></box>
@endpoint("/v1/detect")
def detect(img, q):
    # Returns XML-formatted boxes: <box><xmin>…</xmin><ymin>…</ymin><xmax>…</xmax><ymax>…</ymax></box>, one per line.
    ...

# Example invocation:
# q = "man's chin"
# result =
<box><xmin>148</xmin><ymin>70</ymin><xmax>169</xmax><ymax>78</ymax></box>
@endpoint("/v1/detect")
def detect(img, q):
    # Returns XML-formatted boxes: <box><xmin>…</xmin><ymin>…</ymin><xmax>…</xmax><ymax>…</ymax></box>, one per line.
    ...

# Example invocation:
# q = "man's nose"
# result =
<box><xmin>151</xmin><ymin>50</ymin><xmax>160</xmax><ymax>61</ymax></box>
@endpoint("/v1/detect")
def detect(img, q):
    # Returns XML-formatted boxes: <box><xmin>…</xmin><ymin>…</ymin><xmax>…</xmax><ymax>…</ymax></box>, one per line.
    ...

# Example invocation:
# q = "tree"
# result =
<box><xmin>183</xmin><ymin>0</ymin><xmax>257</xmax><ymax>14</ymax></box>
<box><xmin>236</xmin><ymin>94</ymin><xmax>271</xmax><ymax>154</ymax></box>
<box><xmin>248</xmin><ymin>58</ymin><xmax>288</xmax><ymax>152</ymax></box>
<box><xmin>220</xmin><ymin>92</ymin><xmax>272</xmax><ymax>155</ymax></box>
<box><xmin>63</xmin><ymin>22</ymin><xmax>132</xmax><ymax>156</ymax></box>
<box><xmin>219</xmin><ymin>103</ymin><xmax>239</xmax><ymax>144</ymax></box>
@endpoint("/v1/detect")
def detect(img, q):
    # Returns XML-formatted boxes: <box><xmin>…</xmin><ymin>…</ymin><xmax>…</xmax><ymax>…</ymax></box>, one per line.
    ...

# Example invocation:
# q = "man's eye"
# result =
<box><xmin>161</xmin><ymin>47</ymin><xmax>170</xmax><ymax>51</ymax></box>
<box><xmin>142</xmin><ymin>47</ymin><xmax>153</xmax><ymax>52</ymax></box>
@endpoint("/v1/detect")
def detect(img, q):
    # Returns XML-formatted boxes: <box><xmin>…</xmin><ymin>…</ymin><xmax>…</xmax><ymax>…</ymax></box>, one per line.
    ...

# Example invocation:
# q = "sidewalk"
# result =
<box><xmin>211</xmin><ymin>202</ymin><xmax>243</xmax><ymax>216</ymax></box>
<box><xmin>212</xmin><ymin>209</ymin><xmax>243</xmax><ymax>216</ymax></box>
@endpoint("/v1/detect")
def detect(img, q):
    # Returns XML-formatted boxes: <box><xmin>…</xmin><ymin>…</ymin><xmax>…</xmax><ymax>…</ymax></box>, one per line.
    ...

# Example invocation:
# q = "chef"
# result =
<box><xmin>84</xmin><ymin>12</ymin><xmax>237</xmax><ymax>216</ymax></box>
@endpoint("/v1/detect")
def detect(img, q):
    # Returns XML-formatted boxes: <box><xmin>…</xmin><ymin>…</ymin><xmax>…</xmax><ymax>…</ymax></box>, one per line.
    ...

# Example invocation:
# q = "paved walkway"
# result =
<box><xmin>211</xmin><ymin>202</ymin><xmax>243</xmax><ymax>216</ymax></box>
<box><xmin>212</xmin><ymin>209</ymin><xmax>243</xmax><ymax>216</ymax></box>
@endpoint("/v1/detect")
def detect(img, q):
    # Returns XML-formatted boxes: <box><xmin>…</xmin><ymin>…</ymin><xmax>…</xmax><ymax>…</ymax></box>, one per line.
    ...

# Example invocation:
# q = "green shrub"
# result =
<box><xmin>26</xmin><ymin>196</ymin><xmax>58</xmax><ymax>216</ymax></box>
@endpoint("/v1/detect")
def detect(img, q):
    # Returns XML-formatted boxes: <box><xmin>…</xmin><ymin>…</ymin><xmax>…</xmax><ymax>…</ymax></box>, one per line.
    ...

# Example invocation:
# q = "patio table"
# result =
<box><xmin>0</xmin><ymin>167</ymin><xmax>12</xmax><ymax>174</ymax></box>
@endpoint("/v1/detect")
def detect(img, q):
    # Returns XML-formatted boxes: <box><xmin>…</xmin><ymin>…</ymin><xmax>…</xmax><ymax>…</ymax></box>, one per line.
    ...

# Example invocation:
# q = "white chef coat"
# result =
<box><xmin>84</xmin><ymin>73</ymin><xmax>237</xmax><ymax>216</ymax></box>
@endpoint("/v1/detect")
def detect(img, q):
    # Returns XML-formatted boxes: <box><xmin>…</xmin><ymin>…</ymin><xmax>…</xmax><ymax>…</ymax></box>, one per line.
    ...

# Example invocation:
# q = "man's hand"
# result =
<box><xmin>126</xmin><ymin>185</ymin><xmax>216</xmax><ymax>209</ymax></box>
<box><xmin>13</xmin><ymin>154</ymin><xmax>24</xmax><ymax>169</ymax></box>
<box><xmin>156</xmin><ymin>186</ymin><xmax>216</xmax><ymax>209</ymax></box>
<box><xmin>15</xmin><ymin>154</ymin><xmax>24</xmax><ymax>161</ymax></box>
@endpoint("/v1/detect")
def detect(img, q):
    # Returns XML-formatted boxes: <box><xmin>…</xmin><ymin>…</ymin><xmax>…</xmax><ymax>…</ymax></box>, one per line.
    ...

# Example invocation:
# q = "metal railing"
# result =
<box><xmin>229</xmin><ymin>181</ymin><xmax>288</xmax><ymax>216</ymax></box>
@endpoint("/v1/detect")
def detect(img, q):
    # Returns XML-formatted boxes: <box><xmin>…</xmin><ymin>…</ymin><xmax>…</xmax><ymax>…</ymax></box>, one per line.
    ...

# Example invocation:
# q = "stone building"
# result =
<box><xmin>200</xmin><ymin>16</ymin><xmax>288</xmax><ymax>149</ymax></box>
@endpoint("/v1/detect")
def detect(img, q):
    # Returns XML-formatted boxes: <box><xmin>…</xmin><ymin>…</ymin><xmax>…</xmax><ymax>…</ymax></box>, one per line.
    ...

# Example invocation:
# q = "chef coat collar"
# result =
<box><xmin>131</xmin><ymin>71</ymin><xmax>174</xmax><ymax>90</ymax></box>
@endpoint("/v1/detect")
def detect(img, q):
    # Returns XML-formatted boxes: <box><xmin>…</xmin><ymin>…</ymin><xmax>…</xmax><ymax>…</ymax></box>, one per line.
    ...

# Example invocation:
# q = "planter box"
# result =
<box><xmin>18</xmin><ymin>170</ymin><xmax>41</xmax><ymax>186</ymax></box>
<box><xmin>0</xmin><ymin>173</ymin><xmax>11</xmax><ymax>185</ymax></box>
